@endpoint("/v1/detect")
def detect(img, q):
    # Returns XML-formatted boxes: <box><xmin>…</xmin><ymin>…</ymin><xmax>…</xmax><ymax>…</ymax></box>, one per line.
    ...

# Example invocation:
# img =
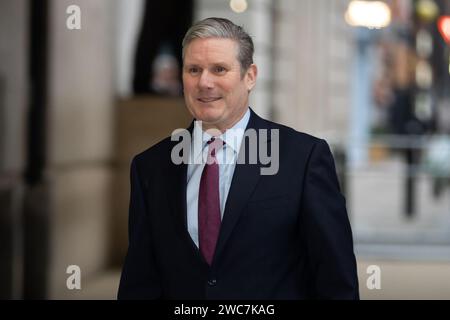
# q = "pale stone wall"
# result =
<box><xmin>46</xmin><ymin>0</ymin><xmax>115</xmax><ymax>298</ymax></box>
<box><xmin>273</xmin><ymin>0</ymin><xmax>353</xmax><ymax>143</ymax></box>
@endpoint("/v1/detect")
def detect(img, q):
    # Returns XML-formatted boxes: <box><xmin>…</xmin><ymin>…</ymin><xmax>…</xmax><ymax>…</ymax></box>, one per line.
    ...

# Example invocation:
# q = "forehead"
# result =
<box><xmin>184</xmin><ymin>38</ymin><xmax>239</xmax><ymax>65</ymax></box>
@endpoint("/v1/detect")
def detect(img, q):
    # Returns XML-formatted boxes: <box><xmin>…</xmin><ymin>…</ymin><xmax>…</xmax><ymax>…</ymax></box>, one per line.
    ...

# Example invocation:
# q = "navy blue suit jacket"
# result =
<box><xmin>118</xmin><ymin>109</ymin><xmax>359</xmax><ymax>299</ymax></box>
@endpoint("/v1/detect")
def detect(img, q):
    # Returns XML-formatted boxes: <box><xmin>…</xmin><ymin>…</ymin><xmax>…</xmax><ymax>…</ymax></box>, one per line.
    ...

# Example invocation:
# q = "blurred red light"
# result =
<box><xmin>437</xmin><ymin>16</ymin><xmax>450</xmax><ymax>44</ymax></box>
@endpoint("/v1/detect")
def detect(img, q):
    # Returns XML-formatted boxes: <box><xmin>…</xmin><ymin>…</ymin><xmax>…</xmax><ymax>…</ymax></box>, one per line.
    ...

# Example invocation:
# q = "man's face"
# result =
<box><xmin>183</xmin><ymin>38</ymin><xmax>257</xmax><ymax>132</ymax></box>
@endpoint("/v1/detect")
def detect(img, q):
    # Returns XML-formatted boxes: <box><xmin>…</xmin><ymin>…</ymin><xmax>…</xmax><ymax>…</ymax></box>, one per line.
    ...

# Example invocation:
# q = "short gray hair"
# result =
<box><xmin>182</xmin><ymin>17</ymin><xmax>254</xmax><ymax>77</ymax></box>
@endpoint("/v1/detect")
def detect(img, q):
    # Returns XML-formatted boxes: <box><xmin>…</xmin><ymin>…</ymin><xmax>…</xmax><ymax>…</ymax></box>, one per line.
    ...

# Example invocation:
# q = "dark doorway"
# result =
<box><xmin>23</xmin><ymin>0</ymin><xmax>49</xmax><ymax>299</ymax></box>
<box><xmin>133</xmin><ymin>0</ymin><xmax>194</xmax><ymax>95</ymax></box>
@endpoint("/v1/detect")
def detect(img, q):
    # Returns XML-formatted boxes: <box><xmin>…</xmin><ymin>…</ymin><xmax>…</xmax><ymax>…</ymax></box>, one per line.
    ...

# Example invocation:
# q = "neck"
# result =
<box><xmin>201</xmin><ymin>107</ymin><xmax>248</xmax><ymax>135</ymax></box>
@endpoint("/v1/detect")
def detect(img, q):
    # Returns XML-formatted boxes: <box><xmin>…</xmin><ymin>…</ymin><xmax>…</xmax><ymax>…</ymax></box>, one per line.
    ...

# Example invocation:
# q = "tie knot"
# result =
<box><xmin>207</xmin><ymin>137</ymin><xmax>224</xmax><ymax>145</ymax></box>
<box><xmin>207</xmin><ymin>137</ymin><xmax>225</xmax><ymax>158</ymax></box>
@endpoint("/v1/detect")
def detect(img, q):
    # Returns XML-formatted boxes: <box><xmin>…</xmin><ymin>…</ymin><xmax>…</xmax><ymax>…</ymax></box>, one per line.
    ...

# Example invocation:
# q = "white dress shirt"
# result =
<box><xmin>186</xmin><ymin>108</ymin><xmax>251</xmax><ymax>248</ymax></box>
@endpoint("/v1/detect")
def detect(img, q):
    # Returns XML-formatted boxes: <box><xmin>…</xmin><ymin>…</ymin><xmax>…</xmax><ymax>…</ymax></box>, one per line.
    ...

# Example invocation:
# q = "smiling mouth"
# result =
<box><xmin>197</xmin><ymin>97</ymin><xmax>221</xmax><ymax>103</ymax></box>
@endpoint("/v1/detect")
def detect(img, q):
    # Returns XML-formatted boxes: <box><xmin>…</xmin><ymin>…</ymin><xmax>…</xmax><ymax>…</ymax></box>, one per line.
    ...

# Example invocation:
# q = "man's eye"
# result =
<box><xmin>214</xmin><ymin>66</ymin><xmax>226</xmax><ymax>73</ymax></box>
<box><xmin>189</xmin><ymin>67</ymin><xmax>200</xmax><ymax>74</ymax></box>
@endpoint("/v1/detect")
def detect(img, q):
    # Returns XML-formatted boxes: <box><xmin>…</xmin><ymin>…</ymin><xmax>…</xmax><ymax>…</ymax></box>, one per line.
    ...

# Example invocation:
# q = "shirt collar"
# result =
<box><xmin>191</xmin><ymin>108</ymin><xmax>251</xmax><ymax>162</ymax></box>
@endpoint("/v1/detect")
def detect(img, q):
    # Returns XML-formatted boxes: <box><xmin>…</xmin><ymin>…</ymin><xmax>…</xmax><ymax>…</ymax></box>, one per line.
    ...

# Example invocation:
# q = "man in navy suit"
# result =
<box><xmin>118</xmin><ymin>17</ymin><xmax>359</xmax><ymax>299</ymax></box>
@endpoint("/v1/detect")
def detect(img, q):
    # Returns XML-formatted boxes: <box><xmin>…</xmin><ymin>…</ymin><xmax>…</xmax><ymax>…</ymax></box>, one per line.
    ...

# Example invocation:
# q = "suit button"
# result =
<box><xmin>208</xmin><ymin>279</ymin><xmax>217</xmax><ymax>286</ymax></box>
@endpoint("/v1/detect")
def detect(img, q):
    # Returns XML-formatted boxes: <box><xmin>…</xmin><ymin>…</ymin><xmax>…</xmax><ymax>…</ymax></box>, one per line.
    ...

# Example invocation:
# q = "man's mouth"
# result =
<box><xmin>197</xmin><ymin>97</ymin><xmax>221</xmax><ymax>103</ymax></box>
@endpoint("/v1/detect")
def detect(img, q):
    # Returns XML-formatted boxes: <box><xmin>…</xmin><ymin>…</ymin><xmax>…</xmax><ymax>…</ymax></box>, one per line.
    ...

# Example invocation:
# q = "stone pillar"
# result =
<box><xmin>273</xmin><ymin>0</ymin><xmax>353</xmax><ymax>143</ymax></box>
<box><xmin>0</xmin><ymin>0</ymin><xmax>28</xmax><ymax>299</ymax></box>
<box><xmin>46</xmin><ymin>0</ymin><xmax>115</xmax><ymax>298</ymax></box>
<box><xmin>114</xmin><ymin>0</ymin><xmax>144</xmax><ymax>98</ymax></box>
<box><xmin>0</xmin><ymin>0</ymin><xmax>28</xmax><ymax>172</ymax></box>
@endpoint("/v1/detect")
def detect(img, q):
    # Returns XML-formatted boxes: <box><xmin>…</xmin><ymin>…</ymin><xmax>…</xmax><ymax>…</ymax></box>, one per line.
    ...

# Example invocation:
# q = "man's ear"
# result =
<box><xmin>246</xmin><ymin>64</ymin><xmax>258</xmax><ymax>92</ymax></box>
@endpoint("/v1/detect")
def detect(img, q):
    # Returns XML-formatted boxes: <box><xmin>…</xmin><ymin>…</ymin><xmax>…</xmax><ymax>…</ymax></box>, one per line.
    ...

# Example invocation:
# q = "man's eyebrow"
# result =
<box><xmin>212</xmin><ymin>61</ymin><xmax>231</xmax><ymax>66</ymax></box>
<box><xmin>185</xmin><ymin>61</ymin><xmax>231</xmax><ymax>66</ymax></box>
<box><xmin>184</xmin><ymin>63</ymin><xmax>200</xmax><ymax>68</ymax></box>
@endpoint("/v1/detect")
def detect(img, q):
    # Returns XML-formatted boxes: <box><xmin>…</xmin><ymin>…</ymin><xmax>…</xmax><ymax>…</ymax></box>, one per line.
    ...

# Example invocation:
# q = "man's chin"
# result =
<box><xmin>196</xmin><ymin>117</ymin><xmax>222</xmax><ymax>127</ymax></box>
<box><xmin>192</xmin><ymin>107</ymin><xmax>223</xmax><ymax>123</ymax></box>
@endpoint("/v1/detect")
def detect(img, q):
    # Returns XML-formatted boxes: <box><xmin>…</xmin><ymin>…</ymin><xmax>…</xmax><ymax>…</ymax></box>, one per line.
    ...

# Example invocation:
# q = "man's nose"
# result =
<box><xmin>198</xmin><ymin>70</ymin><xmax>214</xmax><ymax>89</ymax></box>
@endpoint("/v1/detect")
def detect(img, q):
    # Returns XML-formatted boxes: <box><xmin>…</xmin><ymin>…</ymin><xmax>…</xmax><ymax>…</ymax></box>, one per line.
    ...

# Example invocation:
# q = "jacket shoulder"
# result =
<box><xmin>261</xmin><ymin>117</ymin><xmax>326</xmax><ymax>149</ymax></box>
<box><xmin>131</xmin><ymin>135</ymin><xmax>175</xmax><ymax>169</ymax></box>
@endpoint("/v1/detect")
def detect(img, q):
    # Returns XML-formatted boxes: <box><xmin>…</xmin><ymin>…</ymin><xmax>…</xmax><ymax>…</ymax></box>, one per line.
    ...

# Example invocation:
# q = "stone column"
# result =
<box><xmin>273</xmin><ymin>0</ymin><xmax>353</xmax><ymax>143</ymax></box>
<box><xmin>46</xmin><ymin>0</ymin><xmax>115</xmax><ymax>298</ymax></box>
<box><xmin>0</xmin><ymin>0</ymin><xmax>28</xmax><ymax>299</ymax></box>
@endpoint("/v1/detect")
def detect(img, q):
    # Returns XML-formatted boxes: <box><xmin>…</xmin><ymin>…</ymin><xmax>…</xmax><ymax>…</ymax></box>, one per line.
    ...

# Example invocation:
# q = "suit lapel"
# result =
<box><xmin>168</xmin><ymin>156</ymin><xmax>188</xmax><ymax>229</ymax></box>
<box><xmin>214</xmin><ymin>159</ymin><xmax>262</xmax><ymax>261</ymax></box>
<box><xmin>214</xmin><ymin>109</ymin><xmax>271</xmax><ymax>263</ymax></box>
<box><xmin>167</xmin><ymin>121</ymin><xmax>206</xmax><ymax>261</ymax></box>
